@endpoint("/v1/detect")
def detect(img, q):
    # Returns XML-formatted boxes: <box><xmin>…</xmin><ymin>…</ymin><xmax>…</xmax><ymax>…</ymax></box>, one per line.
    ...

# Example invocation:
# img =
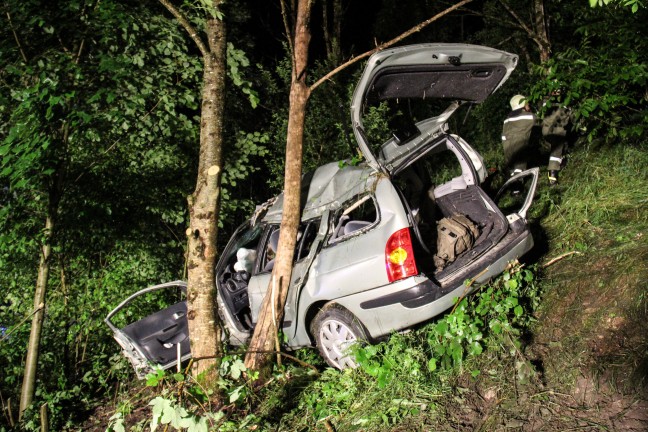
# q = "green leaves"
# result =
<box><xmin>146</xmin><ymin>367</ymin><xmax>167</xmax><ymax>387</ymax></box>
<box><xmin>589</xmin><ymin>0</ymin><xmax>645</xmax><ymax>13</ymax></box>
<box><xmin>528</xmin><ymin>12</ymin><xmax>647</xmax><ymax>145</ymax></box>
<box><xmin>424</xmin><ymin>262</ymin><xmax>540</xmax><ymax>373</ymax></box>
<box><xmin>354</xmin><ymin>344</ymin><xmax>394</xmax><ymax>388</ymax></box>
<box><xmin>227</xmin><ymin>43</ymin><xmax>260</xmax><ymax>108</ymax></box>
<box><xmin>149</xmin><ymin>396</ymin><xmax>209</xmax><ymax>432</ymax></box>
<box><xmin>107</xmin><ymin>412</ymin><xmax>126</xmax><ymax>432</ymax></box>
<box><xmin>0</xmin><ymin>1</ymin><xmax>204</xmax><ymax>427</ymax></box>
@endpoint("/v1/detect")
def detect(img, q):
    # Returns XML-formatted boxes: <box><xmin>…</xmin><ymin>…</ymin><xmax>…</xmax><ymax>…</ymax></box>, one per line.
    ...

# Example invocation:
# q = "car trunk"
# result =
<box><xmin>391</xmin><ymin>135</ymin><xmax>509</xmax><ymax>286</ymax></box>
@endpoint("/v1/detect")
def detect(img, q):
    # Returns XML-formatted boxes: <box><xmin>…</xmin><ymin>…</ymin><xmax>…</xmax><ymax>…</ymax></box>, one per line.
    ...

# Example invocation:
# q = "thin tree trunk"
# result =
<box><xmin>19</xmin><ymin>116</ymin><xmax>68</xmax><ymax>416</ymax></box>
<box><xmin>322</xmin><ymin>0</ymin><xmax>342</xmax><ymax>64</ymax></box>
<box><xmin>158</xmin><ymin>0</ymin><xmax>227</xmax><ymax>384</ymax></box>
<box><xmin>497</xmin><ymin>0</ymin><xmax>551</xmax><ymax>64</ymax></box>
<box><xmin>533</xmin><ymin>0</ymin><xmax>551</xmax><ymax>62</ymax></box>
<box><xmin>19</xmin><ymin>210</ymin><xmax>54</xmax><ymax>417</ymax></box>
<box><xmin>245</xmin><ymin>0</ymin><xmax>312</xmax><ymax>372</ymax></box>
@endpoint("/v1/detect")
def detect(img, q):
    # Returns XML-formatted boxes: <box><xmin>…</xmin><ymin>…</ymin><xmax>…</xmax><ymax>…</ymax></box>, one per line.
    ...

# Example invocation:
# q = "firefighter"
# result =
<box><xmin>501</xmin><ymin>94</ymin><xmax>537</xmax><ymax>177</ymax></box>
<box><xmin>541</xmin><ymin>93</ymin><xmax>571</xmax><ymax>185</ymax></box>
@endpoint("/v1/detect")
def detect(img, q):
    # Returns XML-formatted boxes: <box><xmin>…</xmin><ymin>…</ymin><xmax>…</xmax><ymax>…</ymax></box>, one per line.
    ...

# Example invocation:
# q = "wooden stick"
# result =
<box><xmin>542</xmin><ymin>251</ymin><xmax>582</xmax><ymax>268</ymax></box>
<box><xmin>5</xmin><ymin>397</ymin><xmax>15</xmax><ymax>427</ymax></box>
<box><xmin>193</xmin><ymin>349</ymin><xmax>319</xmax><ymax>374</ymax></box>
<box><xmin>0</xmin><ymin>303</ymin><xmax>44</xmax><ymax>343</ymax></box>
<box><xmin>40</xmin><ymin>403</ymin><xmax>48</xmax><ymax>432</ymax></box>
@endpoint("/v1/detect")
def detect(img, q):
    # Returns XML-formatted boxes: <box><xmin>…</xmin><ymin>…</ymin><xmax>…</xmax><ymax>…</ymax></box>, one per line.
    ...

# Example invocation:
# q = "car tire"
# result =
<box><xmin>311</xmin><ymin>303</ymin><xmax>368</xmax><ymax>369</ymax></box>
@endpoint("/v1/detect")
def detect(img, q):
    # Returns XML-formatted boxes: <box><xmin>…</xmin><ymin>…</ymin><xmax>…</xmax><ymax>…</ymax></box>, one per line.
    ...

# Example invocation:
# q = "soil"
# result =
<box><xmin>81</xmin><ymin>176</ymin><xmax>648</xmax><ymax>432</ymax></box>
<box><xmin>431</xmin><ymin>219</ymin><xmax>648</xmax><ymax>431</ymax></box>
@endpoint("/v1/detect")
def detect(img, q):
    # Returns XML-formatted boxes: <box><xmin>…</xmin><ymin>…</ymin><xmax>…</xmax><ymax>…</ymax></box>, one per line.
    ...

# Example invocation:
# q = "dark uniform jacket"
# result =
<box><xmin>501</xmin><ymin>108</ymin><xmax>537</xmax><ymax>169</ymax></box>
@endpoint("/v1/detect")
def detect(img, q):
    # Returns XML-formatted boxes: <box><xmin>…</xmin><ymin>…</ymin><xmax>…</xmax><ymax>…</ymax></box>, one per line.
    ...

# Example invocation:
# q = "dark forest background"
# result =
<box><xmin>1</xmin><ymin>0</ymin><xmax>646</xmax><ymax>430</ymax></box>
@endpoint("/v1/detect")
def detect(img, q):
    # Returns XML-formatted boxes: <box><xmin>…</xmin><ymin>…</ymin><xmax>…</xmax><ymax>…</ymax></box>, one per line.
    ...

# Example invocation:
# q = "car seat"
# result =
<box><xmin>263</xmin><ymin>229</ymin><xmax>280</xmax><ymax>272</ymax></box>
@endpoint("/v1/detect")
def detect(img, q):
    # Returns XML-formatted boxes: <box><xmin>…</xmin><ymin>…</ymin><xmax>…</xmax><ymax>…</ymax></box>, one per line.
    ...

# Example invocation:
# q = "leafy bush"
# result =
<box><xmin>528</xmin><ymin>7</ymin><xmax>647</xmax><ymax>145</ymax></box>
<box><xmin>426</xmin><ymin>262</ymin><xmax>539</xmax><ymax>373</ymax></box>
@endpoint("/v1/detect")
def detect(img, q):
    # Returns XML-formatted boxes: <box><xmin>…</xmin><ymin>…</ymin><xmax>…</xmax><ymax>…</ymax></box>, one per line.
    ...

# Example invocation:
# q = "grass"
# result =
<box><xmin>102</xmin><ymin>140</ymin><xmax>648</xmax><ymax>431</ymax></box>
<box><xmin>530</xmin><ymin>142</ymin><xmax>648</xmax><ymax>398</ymax></box>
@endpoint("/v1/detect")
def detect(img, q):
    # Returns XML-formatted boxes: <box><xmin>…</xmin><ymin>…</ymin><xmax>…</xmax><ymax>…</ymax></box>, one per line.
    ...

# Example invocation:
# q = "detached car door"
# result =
<box><xmin>105</xmin><ymin>281</ymin><xmax>190</xmax><ymax>378</ymax></box>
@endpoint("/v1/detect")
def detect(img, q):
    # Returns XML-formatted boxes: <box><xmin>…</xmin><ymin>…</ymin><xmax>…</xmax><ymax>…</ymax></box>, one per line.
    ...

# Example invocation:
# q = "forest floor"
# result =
<box><xmin>86</xmin><ymin>142</ymin><xmax>647</xmax><ymax>432</ymax></box>
<box><xmin>418</xmin><ymin>142</ymin><xmax>648</xmax><ymax>431</ymax></box>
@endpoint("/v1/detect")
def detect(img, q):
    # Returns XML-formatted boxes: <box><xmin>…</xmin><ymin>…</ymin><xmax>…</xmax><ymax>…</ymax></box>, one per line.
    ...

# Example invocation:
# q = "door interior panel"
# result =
<box><xmin>121</xmin><ymin>301</ymin><xmax>190</xmax><ymax>366</ymax></box>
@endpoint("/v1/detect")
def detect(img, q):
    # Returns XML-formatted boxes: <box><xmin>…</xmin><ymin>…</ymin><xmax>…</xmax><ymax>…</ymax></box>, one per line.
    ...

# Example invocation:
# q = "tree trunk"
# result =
<box><xmin>245</xmin><ymin>0</ymin><xmax>312</xmax><ymax>372</ymax></box>
<box><xmin>158</xmin><ymin>0</ymin><xmax>228</xmax><ymax>384</ymax></box>
<box><xmin>497</xmin><ymin>0</ymin><xmax>551</xmax><ymax>64</ymax></box>
<box><xmin>322</xmin><ymin>0</ymin><xmax>343</xmax><ymax>64</ymax></box>
<box><xmin>19</xmin><ymin>119</ymin><xmax>67</xmax><ymax>417</ymax></box>
<box><xmin>185</xmin><ymin>12</ymin><xmax>227</xmax><ymax>381</ymax></box>
<box><xmin>533</xmin><ymin>0</ymin><xmax>551</xmax><ymax>62</ymax></box>
<box><xmin>19</xmin><ymin>200</ymin><xmax>57</xmax><ymax>417</ymax></box>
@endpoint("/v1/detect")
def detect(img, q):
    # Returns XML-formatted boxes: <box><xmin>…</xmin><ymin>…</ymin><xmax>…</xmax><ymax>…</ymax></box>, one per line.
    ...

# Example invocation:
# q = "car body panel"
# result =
<box><xmin>351</xmin><ymin>43</ymin><xmax>518</xmax><ymax>173</ymax></box>
<box><xmin>335</xmin><ymin>228</ymin><xmax>533</xmax><ymax>340</ymax></box>
<box><xmin>105</xmin><ymin>281</ymin><xmax>190</xmax><ymax>378</ymax></box>
<box><xmin>263</xmin><ymin>163</ymin><xmax>377</xmax><ymax>223</ymax></box>
<box><xmin>309</xmin><ymin>180</ymin><xmax>407</xmax><ymax>299</ymax></box>
<box><xmin>496</xmin><ymin>167</ymin><xmax>540</xmax><ymax>220</ymax></box>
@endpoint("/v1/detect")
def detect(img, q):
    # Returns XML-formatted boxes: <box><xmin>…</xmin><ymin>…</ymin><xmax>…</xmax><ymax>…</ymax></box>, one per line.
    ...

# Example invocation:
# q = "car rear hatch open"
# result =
<box><xmin>351</xmin><ymin>43</ymin><xmax>518</xmax><ymax>175</ymax></box>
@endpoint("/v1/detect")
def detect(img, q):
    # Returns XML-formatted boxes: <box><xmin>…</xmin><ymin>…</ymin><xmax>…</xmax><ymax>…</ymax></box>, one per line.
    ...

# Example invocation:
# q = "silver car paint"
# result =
<box><xmin>108</xmin><ymin>43</ymin><xmax>539</xmax><ymax>373</ymax></box>
<box><xmin>351</xmin><ymin>43</ymin><xmax>518</xmax><ymax>173</ymax></box>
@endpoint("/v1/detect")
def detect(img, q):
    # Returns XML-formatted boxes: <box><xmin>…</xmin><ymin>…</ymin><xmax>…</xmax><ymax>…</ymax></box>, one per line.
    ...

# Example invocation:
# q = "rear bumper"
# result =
<box><xmin>335</xmin><ymin>228</ymin><xmax>533</xmax><ymax>340</ymax></box>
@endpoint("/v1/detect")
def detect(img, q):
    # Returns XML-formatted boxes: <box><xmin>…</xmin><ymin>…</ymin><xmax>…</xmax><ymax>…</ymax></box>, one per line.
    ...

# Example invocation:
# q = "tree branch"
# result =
<box><xmin>310</xmin><ymin>0</ymin><xmax>474</xmax><ymax>92</ymax></box>
<box><xmin>497</xmin><ymin>0</ymin><xmax>544</xmax><ymax>51</ymax></box>
<box><xmin>542</xmin><ymin>251</ymin><xmax>582</xmax><ymax>268</ymax></box>
<box><xmin>0</xmin><ymin>303</ymin><xmax>44</xmax><ymax>343</ymax></box>
<box><xmin>498</xmin><ymin>0</ymin><xmax>534</xmax><ymax>36</ymax></box>
<box><xmin>4</xmin><ymin>5</ymin><xmax>28</xmax><ymax>62</ymax></box>
<box><xmin>280</xmin><ymin>0</ymin><xmax>295</xmax><ymax>70</ymax></box>
<box><xmin>158</xmin><ymin>0</ymin><xmax>209</xmax><ymax>58</ymax></box>
<box><xmin>194</xmin><ymin>349</ymin><xmax>319</xmax><ymax>373</ymax></box>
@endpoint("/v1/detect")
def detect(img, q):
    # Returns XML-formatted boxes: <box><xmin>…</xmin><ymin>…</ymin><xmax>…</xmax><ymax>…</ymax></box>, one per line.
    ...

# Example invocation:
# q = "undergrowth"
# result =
<box><xmin>105</xmin><ymin>142</ymin><xmax>648</xmax><ymax>431</ymax></box>
<box><xmin>529</xmin><ymin>142</ymin><xmax>648</xmax><ymax>395</ymax></box>
<box><xmin>108</xmin><ymin>262</ymin><xmax>541</xmax><ymax>432</ymax></box>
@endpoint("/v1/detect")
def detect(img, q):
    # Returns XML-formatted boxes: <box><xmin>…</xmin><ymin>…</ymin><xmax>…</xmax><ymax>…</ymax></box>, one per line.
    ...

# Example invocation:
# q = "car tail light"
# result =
<box><xmin>385</xmin><ymin>228</ymin><xmax>418</xmax><ymax>283</ymax></box>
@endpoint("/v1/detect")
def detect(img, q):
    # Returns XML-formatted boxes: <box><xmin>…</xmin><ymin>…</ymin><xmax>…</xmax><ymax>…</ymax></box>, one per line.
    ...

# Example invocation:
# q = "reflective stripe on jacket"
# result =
<box><xmin>502</xmin><ymin>108</ymin><xmax>536</xmax><ymax>144</ymax></box>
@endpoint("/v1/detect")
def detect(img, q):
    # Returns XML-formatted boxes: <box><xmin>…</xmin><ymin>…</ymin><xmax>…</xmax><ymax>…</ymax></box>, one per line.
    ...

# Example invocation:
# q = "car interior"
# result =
<box><xmin>329</xmin><ymin>195</ymin><xmax>378</xmax><ymax>243</ymax></box>
<box><xmin>108</xmin><ymin>285</ymin><xmax>190</xmax><ymax>368</ymax></box>
<box><xmin>216</xmin><ymin>220</ymin><xmax>319</xmax><ymax>330</ymax></box>
<box><xmin>393</xmin><ymin>136</ymin><xmax>508</xmax><ymax>281</ymax></box>
<box><xmin>120</xmin><ymin>301</ymin><xmax>190</xmax><ymax>367</ymax></box>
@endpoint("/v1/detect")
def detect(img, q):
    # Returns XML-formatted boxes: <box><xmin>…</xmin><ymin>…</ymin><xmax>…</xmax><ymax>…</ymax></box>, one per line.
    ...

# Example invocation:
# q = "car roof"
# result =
<box><xmin>261</xmin><ymin>161</ymin><xmax>379</xmax><ymax>224</ymax></box>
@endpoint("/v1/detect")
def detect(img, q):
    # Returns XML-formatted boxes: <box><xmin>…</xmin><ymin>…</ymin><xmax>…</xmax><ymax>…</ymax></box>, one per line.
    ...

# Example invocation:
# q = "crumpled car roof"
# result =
<box><xmin>262</xmin><ymin>161</ymin><xmax>379</xmax><ymax>223</ymax></box>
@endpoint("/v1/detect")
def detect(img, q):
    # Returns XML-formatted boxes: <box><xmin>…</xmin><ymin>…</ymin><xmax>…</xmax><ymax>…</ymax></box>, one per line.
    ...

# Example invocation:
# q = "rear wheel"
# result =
<box><xmin>311</xmin><ymin>304</ymin><xmax>368</xmax><ymax>369</ymax></box>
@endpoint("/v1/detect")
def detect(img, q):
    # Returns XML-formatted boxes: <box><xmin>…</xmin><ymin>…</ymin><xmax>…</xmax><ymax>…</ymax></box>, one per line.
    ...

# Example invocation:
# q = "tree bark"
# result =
<box><xmin>533</xmin><ymin>0</ymin><xmax>551</xmax><ymax>62</ymax></box>
<box><xmin>19</xmin><ymin>214</ymin><xmax>54</xmax><ymax>417</ymax></box>
<box><xmin>322</xmin><ymin>0</ymin><xmax>342</xmax><ymax>64</ymax></box>
<box><xmin>19</xmin><ymin>118</ymin><xmax>68</xmax><ymax>417</ymax></box>
<box><xmin>245</xmin><ymin>0</ymin><xmax>312</xmax><ymax>372</ymax></box>
<box><xmin>184</xmin><ymin>9</ymin><xmax>227</xmax><ymax>381</ymax></box>
<box><xmin>159</xmin><ymin>0</ymin><xmax>227</xmax><ymax>382</ymax></box>
<box><xmin>497</xmin><ymin>0</ymin><xmax>551</xmax><ymax>63</ymax></box>
<box><xmin>19</xmin><ymin>159</ymin><xmax>64</xmax><ymax>417</ymax></box>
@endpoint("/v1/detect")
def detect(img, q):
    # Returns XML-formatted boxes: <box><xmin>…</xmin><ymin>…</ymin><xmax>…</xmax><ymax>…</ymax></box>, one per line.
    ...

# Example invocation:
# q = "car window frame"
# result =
<box><xmin>327</xmin><ymin>194</ymin><xmax>381</xmax><ymax>245</ymax></box>
<box><xmin>257</xmin><ymin>219</ymin><xmax>322</xmax><ymax>274</ymax></box>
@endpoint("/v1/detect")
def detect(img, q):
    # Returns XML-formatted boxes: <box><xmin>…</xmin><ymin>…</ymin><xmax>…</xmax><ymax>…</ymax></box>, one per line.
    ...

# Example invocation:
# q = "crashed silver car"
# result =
<box><xmin>106</xmin><ymin>43</ymin><xmax>539</xmax><ymax>375</ymax></box>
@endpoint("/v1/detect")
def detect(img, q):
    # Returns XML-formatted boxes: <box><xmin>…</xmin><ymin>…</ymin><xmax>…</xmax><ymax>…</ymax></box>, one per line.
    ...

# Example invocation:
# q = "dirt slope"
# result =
<box><xmin>432</xmin><ymin>144</ymin><xmax>648</xmax><ymax>431</ymax></box>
